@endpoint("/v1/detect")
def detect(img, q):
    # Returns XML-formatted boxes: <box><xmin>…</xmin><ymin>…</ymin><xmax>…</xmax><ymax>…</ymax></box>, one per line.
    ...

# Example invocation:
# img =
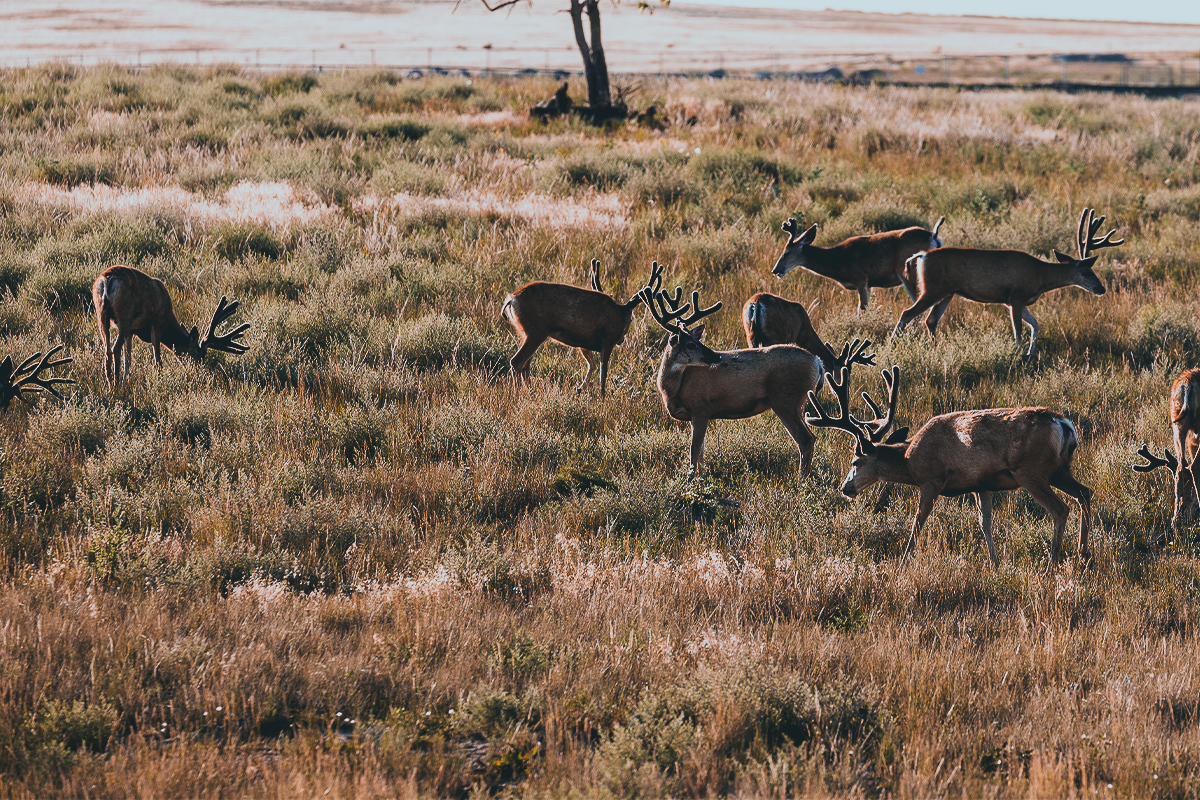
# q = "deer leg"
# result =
<box><xmin>894</xmin><ymin>293</ymin><xmax>948</xmax><ymax>338</ymax></box>
<box><xmin>111</xmin><ymin>331</ymin><xmax>127</xmax><ymax>388</ymax></box>
<box><xmin>1172</xmin><ymin>423</ymin><xmax>1198</xmax><ymax>531</ymax></box>
<box><xmin>923</xmin><ymin>297</ymin><xmax>953</xmax><ymax>337</ymax></box>
<box><xmin>123</xmin><ymin>335</ymin><xmax>133</xmax><ymax>384</ymax></box>
<box><xmin>98</xmin><ymin>320</ymin><xmax>113</xmax><ymax>386</ymax></box>
<box><xmin>1022</xmin><ymin>307</ymin><xmax>1040</xmax><ymax>357</ymax></box>
<box><xmin>598</xmin><ymin>345</ymin><xmax>614</xmax><ymax>399</ymax></box>
<box><xmin>689</xmin><ymin>417</ymin><xmax>710</xmax><ymax>477</ymax></box>
<box><xmin>1051</xmin><ymin>470</ymin><xmax>1093</xmax><ymax>560</ymax></box>
<box><xmin>907</xmin><ymin>484</ymin><xmax>941</xmax><ymax>557</ymax></box>
<box><xmin>1019</xmin><ymin>479</ymin><xmax>1070</xmax><ymax>564</ymax></box>
<box><xmin>1008</xmin><ymin>304</ymin><xmax>1025</xmax><ymax>350</ymax></box>
<box><xmin>509</xmin><ymin>335</ymin><xmax>545</xmax><ymax>383</ymax></box>
<box><xmin>856</xmin><ymin>284</ymin><xmax>872</xmax><ymax>312</ymax></box>
<box><xmin>774</xmin><ymin>409</ymin><xmax>815</xmax><ymax>477</ymax></box>
<box><xmin>575</xmin><ymin>348</ymin><xmax>597</xmax><ymax>394</ymax></box>
<box><xmin>151</xmin><ymin>327</ymin><xmax>164</xmax><ymax>368</ymax></box>
<box><xmin>975</xmin><ymin>491</ymin><xmax>999</xmax><ymax>568</ymax></box>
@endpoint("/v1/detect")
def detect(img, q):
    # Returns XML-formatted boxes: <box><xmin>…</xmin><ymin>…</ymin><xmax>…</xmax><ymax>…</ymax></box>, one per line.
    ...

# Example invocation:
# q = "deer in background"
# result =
<box><xmin>771</xmin><ymin>215</ymin><xmax>945</xmax><ymax>311</ymax></box>
<box><xmin>893</xmin><ymin>207</ymin><xmax>1123</xmax><ymax>357</ymax></box>
<box><xmin>1133</xmin><ymin>368</ymin><xmax>1200</xmax><ymax>534</ymax></box>
<box><xmin>0</xmin><ymin>345</ymin><xmax>74</xmax><ymax>410</ymax></box>
<box><xmin>641</xmin><ymin>262</ymin><xmax>874</xmax><ymax>477</ymax></box>
<box><xmin>808</xmin><ymin>364</ymin><xmax>1093</xmax><ymax>565</ymax></box>
<box><xmin>502</xmin><ymin>258</ymin><xmax>643</xmax><ymax>398</ymax></box>
<box><xmin>742</xmin><ymin>292</ymin><xmax>838</xmax><ymax>366</ymax></box>
<box><xmin>93</xmin><ymin>265</ymin><xmax>250</xmax><ymax>388</ymax></box>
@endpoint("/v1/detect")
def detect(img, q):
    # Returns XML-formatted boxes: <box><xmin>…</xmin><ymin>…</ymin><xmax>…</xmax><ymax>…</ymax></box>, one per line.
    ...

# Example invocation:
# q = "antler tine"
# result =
<box><xmin>200</xmin><ymin>296</ymin><xmax>250</xmax><ymax>355</ymax></box>
<box><xmin>639</xmin><ymin>262</ymin><xmax>689</xmax><ymax>337</ymax></box>
<box><xmin>590</xmin><ymin>258</ymin><xmax>602</xmax><ymax>292</ymax></box>
<box><xmin>856</xmin><ymin>365</ymin><xmax>901</xmax><ymax>443</ymax></box>
<box><xmin>805</xmin><ymin>366</ymin><xmax>870</xmax><ymax>445</ymax></box>
<box><xmin>2</xmin><ymin>344</ymin><xmax>75</xmax><ymax>408</ymax></box>
<box><xmin>1133</xmin><ymin>444</ymin><xmax>1177</xmax><ymax>473</ymax></box>
<box><xmin>831</xmin><ymin>337</ymin><xmax>876</xmax><ymax>371</ymax></box>
<box><xmin>678</xmin><ymin>289</ymin><xmax>722</xmax><ymax>328</ymax></box>
<box><xmin>1078</xmin><ymin>207</ymin><xmax>1124</xmax><ymax>259</ymax></box>
<box><xmin>781</xmin><ymin>217</ymin><xmax>800</xmax><ymax>240</ymax></box>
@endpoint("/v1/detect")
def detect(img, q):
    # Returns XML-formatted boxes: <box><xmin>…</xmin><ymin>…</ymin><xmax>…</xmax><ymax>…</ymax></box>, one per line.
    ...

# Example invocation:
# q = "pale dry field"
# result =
<box><xmin>0</xmin><ymin>65</ymin><xmax>1199</xmax><ymax>797</ymax></box>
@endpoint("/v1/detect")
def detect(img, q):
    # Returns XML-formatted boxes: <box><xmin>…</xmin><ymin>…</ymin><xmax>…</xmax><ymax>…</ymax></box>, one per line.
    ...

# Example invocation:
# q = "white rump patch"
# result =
<box><xmin>1057</xmin><ymin>418</ymin><xmax>1077</xmax><ymax>458</ymax></box>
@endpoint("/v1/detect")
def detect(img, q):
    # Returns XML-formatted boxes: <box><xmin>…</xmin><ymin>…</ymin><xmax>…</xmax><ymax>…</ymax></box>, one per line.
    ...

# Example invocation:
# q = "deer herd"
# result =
<box><xmin>2</xmin><ymin>205</ymin><xmax>1196</xmax><ymax>566</ymax></box>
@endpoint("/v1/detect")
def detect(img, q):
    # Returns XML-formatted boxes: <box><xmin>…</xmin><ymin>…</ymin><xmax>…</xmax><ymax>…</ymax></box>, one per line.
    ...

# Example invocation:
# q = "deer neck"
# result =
<box><xmin>793</xmin><ymin>243</ymin><xmax>852</xmax><ymax>281</ymax></box>
<box><xmin>159</xmin><ymin>318</ymin><xmax>196</xmax><ymax>358</ymax></box>
<box><xmin>1034</xmin><ymin>261</ymin><xmax>1084</xmax><ymax>295</ymax></box>
<box><xmin>869</xmin><ymin>443</ymin><xmax>916</xmax><ymax>485</ymax></box>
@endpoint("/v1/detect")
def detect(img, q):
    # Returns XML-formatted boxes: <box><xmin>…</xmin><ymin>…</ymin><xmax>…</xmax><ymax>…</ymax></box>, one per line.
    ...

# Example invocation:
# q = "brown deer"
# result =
<box><xmin>771</xmin><ymin>215</ymin><xmax>945</xmax><ymax>311</ymax></box>
<box><xmin>1133</xmin><ymin>368</ymin><xmax>1200</xmax><ymax>533</ymax></box>
<box><xmin>640</xmin><ymin>261</ymin><xmax>861</xmax><ymax>477</ymax></box>
<box><xmin>742</xmin><ymin>292</ymin><xmax>838</xmax><ymax>365</ymax></box>
<box><xmin>807</xmin><ymin>365</ymin><xmax>1093</xmax><ymax>565</ymax></box>
<box><xmin>502</xmin><ymin>258</ymin><xmax>643</xmax><ymax>398</ymax></box>
<box><xmin>93</xmin><ymin>265</ymin><xmax>250</xmax><ymax>388</ymax></box>
<box><xmin>893</xmin><ymin>207</ymin><xmax>1122</xmax><ymax>357</ymax></box>
<box><xmin>0</xmin><ymin>345</ymin><xmax>74</xmax><ymax>410</ymax></box>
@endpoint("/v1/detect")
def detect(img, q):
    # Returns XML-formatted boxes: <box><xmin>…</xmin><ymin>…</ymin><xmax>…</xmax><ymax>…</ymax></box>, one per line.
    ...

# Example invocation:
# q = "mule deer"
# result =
<box><xmin>808</xmin><ymin>365</ymin><xmax>1093</xmax><ymax>565</ymax></box>
<box><xmin>639</xmin><ymin>262</ymin><xmax>830</xmax><ymax>476</ymax></box>
<box><xmin>0</xmin><ymin>345</ymin><xmax>73</xmax><ymax>410</ymax></box>
<box><xmin>771</xmin><ymin>215</ymin><xmax>945</xmax><ymax>311</ymax></box>
<box><xmin>1133</xmin><ymin>367</ymin><xmax>1200</xmax><ymax>533</ymax></box>
<box><xmin>893</xmin><ymin>207</ymin><xmax>1122</xmax><ymax>357</ymax></box>
<box><xmin>502</xmin><ymin>258</ymin><xmax>643</xmax><ymax>398</ymax></box>
<box><xmin>93</xmin><ymin>265</ymin><xmax>250</xmax><ymax>388</ymax></box>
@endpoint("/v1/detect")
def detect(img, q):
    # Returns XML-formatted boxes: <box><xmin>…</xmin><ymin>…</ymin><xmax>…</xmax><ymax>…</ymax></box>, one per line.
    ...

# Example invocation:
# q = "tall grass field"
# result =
<box><xmin>1</xmin><ymin>64</ymin><xmax>1200</xmax><ymax>797</ymax></box>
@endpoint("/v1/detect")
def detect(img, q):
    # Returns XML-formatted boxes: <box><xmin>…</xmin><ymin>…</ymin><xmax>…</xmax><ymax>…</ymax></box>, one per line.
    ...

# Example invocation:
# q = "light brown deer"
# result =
<box><xmin>893</xmin><ymin>208</ymin><xmax>1122</xmax><ymax>357</ymax></box>
<box><xmin>771</xmin><ymin>215</ymin><xmax>945</xmax><ymax>310</ymax></box>
<box><xmin>93</xmin><ymin>265</ymin><xmax>250</xmax><ymax>388</ymax></box>
<box><xmin>502</xmin><ymin>258</ymin><xmax>643</xmax><ymax>398</ymax></box>
<box><xmin>640</xmin><ymin>262</ymin><xmax>839</xmax><ymax>477</ymax></box>
<box><xmin>807</xmin><ymin>365</ymin><xmax>1093</xmax><ymax>565</ymax></box>
<box><xmin>1133</xmin><ymin>367</ymin><xmax>1200</xmax><ymax>533</ymax></box>
<box><xmin>0</xmin><ymin>345</ymin><xmax>73</xmax><ymax>410</ymax></box>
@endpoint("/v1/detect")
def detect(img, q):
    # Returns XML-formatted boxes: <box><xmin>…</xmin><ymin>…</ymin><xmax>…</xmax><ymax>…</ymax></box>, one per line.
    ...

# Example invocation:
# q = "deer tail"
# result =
<box><xmin>1174</xmin><ymin>379</ymin><xmax>1196</xmax><ymax>423</ymax></box>
<box><xmin>744</xmin><ymin>300</ymin><xmax>764</xmax><ymax>346</ymax></box>
<box><xmin>501</xmin><ymin>294</ymin><xmax>517</xmax><ymax>324</ymax></box>
<box><xmin>1057</xmin><ymin>418</ymin><xmax>1079</xmax><ymax>462</ymax></box>
<box><xmin>930</xmin><ymin>215</ymin><xmax>945</xmax><ymax>246</ymax></box>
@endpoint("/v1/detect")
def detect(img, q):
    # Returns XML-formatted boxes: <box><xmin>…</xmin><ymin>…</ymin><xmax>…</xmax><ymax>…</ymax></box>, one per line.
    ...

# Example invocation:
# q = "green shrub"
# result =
<box><xmin>212</xmin><ymin>223</ymin><xmax>283</xmax><ymax>261</ymax></box>
<box><xmin>34</xmin><ymin>156</ymin><xmax>119</xmax><ymax>187</ymax></box>
<box><xmin>263</xmin><ymin>72</ymin><xmax>318</xmax><ymax>96</ymax></box>
<box><xmin>392</xmin><ymin>312</ymin><xmax>505</xmax><ymax>372</ymax></box>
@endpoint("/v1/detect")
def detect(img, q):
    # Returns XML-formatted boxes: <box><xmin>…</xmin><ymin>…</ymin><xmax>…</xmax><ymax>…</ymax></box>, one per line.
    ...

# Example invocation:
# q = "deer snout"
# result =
<box><xmin>839</xmin><ymin>476</ymin><xmax>859</xmax><ymax>498</ymax></box>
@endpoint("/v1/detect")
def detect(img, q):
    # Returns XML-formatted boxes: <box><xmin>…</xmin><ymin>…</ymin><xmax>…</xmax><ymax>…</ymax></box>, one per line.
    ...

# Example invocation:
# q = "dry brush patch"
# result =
<box><xmin>0</xmin><ymin>64</ymin><xmax>1199</xmax><ymax>797</ymax></box>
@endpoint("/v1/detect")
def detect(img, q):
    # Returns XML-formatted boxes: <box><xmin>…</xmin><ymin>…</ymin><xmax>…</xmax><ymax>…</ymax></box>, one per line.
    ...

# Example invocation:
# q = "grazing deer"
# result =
<box><xmin>640</xmin><ymin>261</ymin><xmax>860</xmax><ymax>477</ymax></box>
<box><xmin>893</xmin><ymin>207</ymin><xmax>1123</xmax><ymax>357</ymax></box>
<box><xmin>808</xmin><ymin>365</ymin><xmax>1093</xmax><ymax>565</ymax></box>
<box><xmin>502</xmin><ymin>258</ymin><xmax>643</xmax><ymax>398</ymax></box>
<box><xmin>1133</xmin><ymin>368</ymin><xmax>1200</xmax><ymax>533</ymax></box>
<box><xmin>0</xmin><ymin>345</ymin><xmax>74</xmax><ymax>410</ymax></box>
<box><xmin>93</xmin><ymin>265</ymin><xmax>250</xmax><ymax>388</ymax></box>
<box><xmin>771</xmin><ymin>215</ymin><xmax>945</xmax><ymax>311</ymax></box>
<box><xmin>742</xmin><ymin>292</ymin><xmax>838</xmax><ymax>366</ymax></box>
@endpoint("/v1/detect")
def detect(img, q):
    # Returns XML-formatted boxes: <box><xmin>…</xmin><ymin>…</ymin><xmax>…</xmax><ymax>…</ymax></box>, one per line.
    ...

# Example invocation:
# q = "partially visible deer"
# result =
<box><xmin>1133</xmin><ymin>367</ymin><xmax>1200</xmax><ymax>533</ymax></box>
<box><xmin>93</xmin><ymin>265</ymin><xmax>250</xmax><ymax>388</ymax></box>
<box><xmin>893</xmin><ymin>207</ymin><xmax>1123</xmax><ymax>357</ymax></box>
<box><xmin>807</xmin><ymin>364</ymin><xmax>1093</xmax><ymax>565</ymax></box>
<box><xmin>641</xmin><ymin>262</ymin><xmax>869</xmax><ymax>477</ymax></box>
<box><xmin>0</xmin><ymin>345</ymin><xmax>74</xmax><ymax>410</ymax></box>
<box><xmin>502</xmin><ymin>258</ymin><xmax>643</xmax><ymax>398</ymax></box>
<box><xmin>742</xmin><ymin>292</ymin><xmax>838</xmax><ymax>366</ymax></box>
<box><xmin>771</xmin><ymin>215</ymin><xmax>945</xmax><ymax>311</ymax></box>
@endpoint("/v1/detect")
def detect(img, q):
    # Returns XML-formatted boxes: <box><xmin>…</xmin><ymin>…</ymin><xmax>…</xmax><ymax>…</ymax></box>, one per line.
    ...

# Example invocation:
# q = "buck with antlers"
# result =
<box><xmin>640</xmin><ymin>262</ymin><xmax>874</xmax><ymax>476</ymax></box>
<box><xmin>502</xmin><ymin>258</ymin><xmax>643</xmax><ymax>398</ymax></box>
<box><xmin>808</xmin><ymin>365</ymin><xmax>1093</xmax><ymax>565</ymax></box>
<box><xmin>771</xmin><ymin>215</ymin><xmax>945</xmax><ymax>311</ymax></box>
<box><xmin>1</xmin><ymin>345</ymin><xmax>74</xmax><ymax>410</ymax></box>
<box><xmin>893</xmin><ymin>207</ymin><xmax>1123</xmax><ymax>357</ymax></box>
<box><xmin>1133</xmin><ymin>368</ymin><xmax>1200</xmax><ymax>534</ymax></box>
<box><xmin>93</xmin><ymin>265</ymin><xmax>250</xmax><ymax>388</ymax></box>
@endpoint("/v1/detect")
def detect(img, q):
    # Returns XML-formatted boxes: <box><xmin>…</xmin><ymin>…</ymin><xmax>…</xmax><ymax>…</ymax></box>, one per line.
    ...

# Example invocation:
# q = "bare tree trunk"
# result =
<box><xmin>569</xmin><ymin>0</ymin><xmax>612</xmax><ymax>110</ymax></box>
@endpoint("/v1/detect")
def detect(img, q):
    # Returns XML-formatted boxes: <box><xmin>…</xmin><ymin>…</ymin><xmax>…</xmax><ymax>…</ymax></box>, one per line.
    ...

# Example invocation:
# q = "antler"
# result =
<box><xmin>805</xmin><ymin>366</ymin><xmax>872</xmax><ymax>447</ymax></box>
<box><xmin>639</xmin><ymin>262</ymin><xmax>722</xmax><ymax>337</ymax></box>
<box><xmin>199</xmin><ymin>296</ymin><xmax>250</xmax><ymax>356</ymax></box>
<box><xmin>827</xmin><ymin>337</ymin><xmax>877</xmax><ymax>371</ymax></box>
<box><xmin>1077</xmin><ymin>207</ymin><xmax>1124</xmax><ymax>260</ymax></box>
<box><xmin>0</xmin><ymin>344</ymin><xmax>74</xmax><ymax>410</ymax></box>
<box><xmin>857</xmin><ymin>365</ymin><xmax>901</xmax><ymax>444</ymax></box>
<box><xmin>1133</xmin><ymin>444</ymin><xmax>1178</xmax><ymax>474</ymax></box>
<box><xmin>589</xmin><ymin>258</ymin><xmax>602</xmax><ymax>293</ymax></box>
<box><xmin>781</xmin><ymin>217</ymin><xmax>801</xmax><ymax>242</ymax></box>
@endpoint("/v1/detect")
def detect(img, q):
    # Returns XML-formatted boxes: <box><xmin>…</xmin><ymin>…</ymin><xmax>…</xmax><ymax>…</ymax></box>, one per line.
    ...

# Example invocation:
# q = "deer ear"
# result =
<box><xmin>668</xmin><ymin>334</ymin><xmax>680</xmax><ymax>346</ymax></box>
<box><xmin>1052</xmin><ymin>249</ymin><xmax>1076</xmax><ymax>264</ymax></box>
<box><xmin>800</xmin><ymin>223</ymin><xmax>818</xmax><ymax>244</ymax></box>
<box><xmin>689</xmin><ymin>323</ymin><xmax>706</xmax><ymax>341</ymax></box>
<box><xmin>884</xmin><ymin>427</ymin><xmax>910</xmax><ymax>444</ymax></box>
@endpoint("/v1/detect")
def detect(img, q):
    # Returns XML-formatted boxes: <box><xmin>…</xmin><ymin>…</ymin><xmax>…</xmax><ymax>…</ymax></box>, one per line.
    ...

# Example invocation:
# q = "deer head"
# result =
<box><xmin>183</xmin><ymin>296</ymin><xmax>250</xmax><ymax>362</ymax></box>
<box><xmin>639</xmin><ymin>261</ymin><xmax>723</xmax><ymax>367</ymax></box>
<box><xmin>1049</xmin><ymin>207</ymin><xmax>1123</xmax><ymax>296</ymax></box>
<box><xmin>0</xmin><ymin>345</ymin><xmax>74</xmax><ymax>410</ymax></box>
<box><xmin>773</xmin><ymin>218</ymin><xmax>819</xmax><ymax>277</ymax></box>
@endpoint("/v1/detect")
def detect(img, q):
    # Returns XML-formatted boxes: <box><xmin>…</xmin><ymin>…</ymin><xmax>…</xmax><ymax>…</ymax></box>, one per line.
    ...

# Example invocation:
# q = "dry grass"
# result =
<box><xmin>1</xmin><ymin>64</ymin><xmax>1200</xmax><ymax>798</ymax></box>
